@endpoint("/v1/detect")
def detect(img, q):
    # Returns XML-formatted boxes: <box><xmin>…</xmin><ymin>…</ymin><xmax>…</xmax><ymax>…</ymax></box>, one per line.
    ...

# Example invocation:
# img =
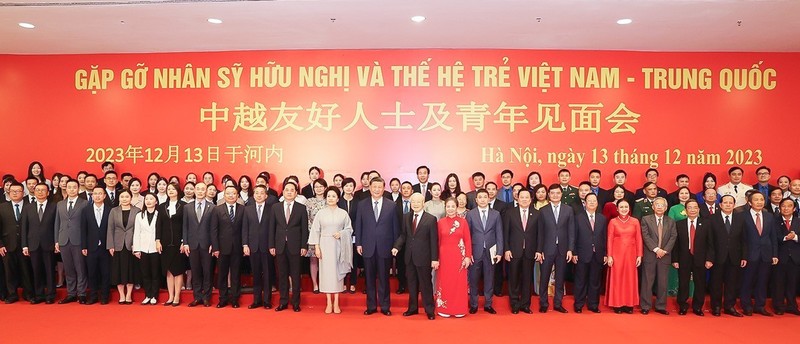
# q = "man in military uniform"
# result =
<box><xmin>633</xmin><ymin>182</ymin><xmax>659</xmax><ymax>220</ymax></box>
<box><xmin>635</xmin><ymin>168</ymin><xmax>668</xmax><ymax>200</ymax></box>
<box><xmin>557</xmin><ymin>169</ymin><xmax>579</xmax><ymax>206</ymax></box>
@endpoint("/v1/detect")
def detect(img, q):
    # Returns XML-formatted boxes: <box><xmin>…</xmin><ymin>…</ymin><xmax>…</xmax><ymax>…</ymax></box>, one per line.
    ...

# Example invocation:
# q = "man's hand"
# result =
<box><xmin>212</xmin><ymin>251</ymin><xmax>219</xmax><ymax>258</ymax></box>
<box><xmin>270</xmin><ymin>248</ymin><xmax>276</xmax><ymax>256</ymax></box>
<box><xmin>672</xmin><ymin>262</ymin><xmax>679</xmax><ymax>269</ymax></box>
<box><xmin>300</xmin><ymin>249</ymin><xmax>307</xmax><ymax>257</ymax></box>
<box><xmin>243</xmin><ymin>245</ymin><xmax>250</xmax><ymax>256</ymax></box>
<box><xmin>704</xmin><ymin>261</ymin><xmax>713</xmax><ymax>269</ymax></box>
<box><xmin>535</xmin><ymin>252</ymin><xmax>543</xmax><ymax>263</ymax></box>
<box><xmin>81</xmin><ymin>249</ymin><xmax>88</xmax><ymax>257</ymax></box>
<box><xmin>566</xmin><ymin>251</ymin><xmax>574</xmax><ymax>263</ymax></box>
<box><xmin>504</xmin><ymin>250</ymin><xmax>512</xmax><ymax>262</ymax></box>
<box><xmin>54</xmin><ymin>243</ymin><xmax>60</xmax><ymax>254</ymax></box>
<box><xmin>357</xmin><ymin>246</ymin><xmax>363</xmax><ymax>256</ymax></box>
<box><xmin>431</xmin><ymin>261</ymin><xmax>439</xmax><ymax>270</ymax></box>
<box><xmin>740</xmin><ymin>260</ymin><xmax>747</xmax><ymax>268</ymax></box>
<box><xmin>391</xmin><ymin>248</ymin><xmax>398</xmax><ymax>256</ymax></box>
<box><xmin>22</xmin><ymin>247</ymin><xmax>29</xmax><ymax>257</ymax></box>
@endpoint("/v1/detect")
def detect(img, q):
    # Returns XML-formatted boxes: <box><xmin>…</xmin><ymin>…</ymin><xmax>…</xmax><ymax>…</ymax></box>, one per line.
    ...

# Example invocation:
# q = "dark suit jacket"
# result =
<box><xmin>776</xmin><ymin>215</ymin><xmax>800</xmax><ymax>265</ymax></box>
<box><xmin>490</xmin><ymin>199</ymin><xmax>510</xmax><ymax>216</ymax></box>
<box><xmin>268</xmin><ymin>201</ymin><xmax>309</xmax><ymax>255</ymax></box>
<box><xmin>79</xmin><ymin>203</ymin><xmax>111</xmax><ymax>251</ymax></box>
<box><xmin>635</xmin><ymin>186</ymin><xmax>668</xmax><ymax>200</ymax></box>
<box><xmin>21</xmin><ymin>200</ymin><xmax>57</xmax><ymax>251</ymax></box>
<box><xmin>412</xmin><ymin>183</ymin><xmax>433</xmax><ymax>202</ymax></box>
<box><xmin>104</xmin><ymin>189</ymin><xmax>120</xmax><ymax>208</ymax></box>
<box><xmin>672</xmin><ymin>218</ymin><xmax>713</xmax><ymax>267</ymax></box>
<box><xmin>242</xmin><ymin>199</ymin><xmax>277</xmax><ymax>253</ymax></box>
<box><xmin>593</xmin><ymin>188</ymin><xmax>609</xmax><ymax>207</ymax></box>
<box><xmin>708</xmin><ymin>212</ymin><xmax>744</xmax><ymax>264</ymax></box>
<box><xmin>355</xmin><ymin>197</ymin><xmax>400</xmax><ymax>259</ymax></box>
<box><xmin>536</xmin><ymin>203</ymin><xmax>575</xmax><ymax>256</ymax></box>
<box><xmin>765</xmin><ymin>203</ymin><xmax>782</xmax><ymax>215</ymax></box>
<box><xmin>393</xmin><ymin>211</ymin><xmax>439</xmax><ymax>266</ymax></box>
<box><xmin>698</xmin><ymin>202</ymin><xmax>721</xmax><ymax>219</ymax></box>
<box><xmin>0</xmin><ymin>202</ymin><xmax>25</xmax><ymax>251</ymax></box>
<box><xmin>503</xmin><ymin>206</ymin><xmax>539</xmax><ymax>259</ymax></box>
<box><xmin>301</xmin><ymin>184</ymin><xmax>314</xmax><ymax>200</ymax></box>
<box><xmin>210</xmin><ymin>203</ymin><xmax>244</xmax><ymax>255</ymax></box>
<box><xmin>739</xmin><ymin>210</ymin><xmax>778</xmax><ymax>262</ymax></box>
<box><xmin>156</xmin><ymin>201</ymin><xmax>186</xmax><ymax>247</ymax></box>
<box><xmin>466</xmin><ymin>207</ymin><xmax>503</xmax><ymax>261</ymax></box>
<box><xmin>182</xmin><ymin>200</ymin><xmax>215</xmax><ymax>250</ymax></box>
<box><xmin>574</xmin><ymin>210</ymin><xmax>607</xmax><ymax>261</ymax></box>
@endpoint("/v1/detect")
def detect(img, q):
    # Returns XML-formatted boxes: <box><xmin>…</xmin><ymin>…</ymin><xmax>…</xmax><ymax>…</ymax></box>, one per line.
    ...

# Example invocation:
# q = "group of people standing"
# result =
<box><xmin>0</xmin><ymin>162</ymin><xmax>798</xmax><ymax>319</ymax></box>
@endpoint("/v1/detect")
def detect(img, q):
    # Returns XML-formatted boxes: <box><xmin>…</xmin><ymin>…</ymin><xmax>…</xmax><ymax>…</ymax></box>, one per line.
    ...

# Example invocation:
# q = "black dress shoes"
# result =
<box><xmin>711</xmin><ymin>308</ymin><xmax>721</xmax><ymax>316</ymax></box>
<box><xmin>45</xmin><ymin>299</ymin><xmax>55</xmax><ymax>305</ymax></box>
<box><xmin>264</xmin><ymin>303</ymin><xmax>272</xmax><ymax>309</ymax></box>
<box><xmin>484</xmin><ymin>307</ymin><xmax>496</xmax><ymax>314</ymax></box>
<box><xmin>742</xmin><ymin>309</ymin><xmax>753</xmax><ymax>316</ymax></box>
<box><xmin>402</xmin><ymin>310</ymin><xmax>419</xmax><ymax>316</ymax></box>
<box><xmin>231</xmin><ymin>302</ymin><xmax>240</xmax><ymax>309</ymax></box>
<box><xmin>521</xmin><ymin>307</ymin><xmax>533</xmax><ymax>314</ymax></box>
<box><xmin>364</xmin><ymin>309</ymin><xmax>377</xmax><ymax>315</ymax></box>
<box><xmin>203</xmin><ymin>300</ymin><xmax>211</xmax><ymax>307</ymax></box>
<box><xmin>693</xmin><ymin>309</ymin><xmax>704</xmax><ymax>316</ymax></box>
<box><xmin>395</xmin><ymin>287</ymin><xmax>406</xmax><ymax>294</ymax></box>
<box><xmin>554</xmin><ymin>306</ymin><xmax>568</xmax><ymax>313</ymax></box>
<box><xmin>469</xmin><ymin>307</ymin><xmax>478</xmax><ymax>314</ymax></box>
<box><xmin>755</xmin><ymin>308</ymin><xmax>773</xmax><ymax>316</ymax></box>
<box><xmin>293</xmin><ymin>305</ymin><xmax>301</xmax><ymax>312</ymax></box>
<box><xmin>654</xmin><ymin>309</ymin><xmax>669</xmax><ymax>315</ymax></box>
<box><xmin>786</xmin><ymin>309</ymin><xmax>800</xmax><ymax>316</ymax></box>
<box><xmin>216</xmin><ymin>301</ymin><xmax>228</xmax><ymax>308</ymax></box>
<box><xmin>427</xmin><ymin>313</ymin><xmax>435</xmax><ymax>320</ymax></box>
<box><xmin>678</xmin><ymin>308</ymin><xmax>688</xmax><ymax>315</ymax></box>
<box><xmin>574</xmin><ymin>308</ymin><xmax>583</xmax><ymax>313</ymax></box>
<box><xmin>641</xmin><ymin>308</ymin><xmax>650</xmax><ymax>315</ymax></box>
<box><xmin>724</xmin><ymin>308</ymin><xmax>743</xmax><ymax>317</ymax></box>
<box><xmin>188</xmin><ymin>300</ymin><xmax>201</xmax><ymax>307</ymax></box>
<box><xmin>775</xmin><ymin>310</ymin><xmax>785</xmax><ymax>315</ymax></box>
<box><xmin>622</xmin><ymin>307</ymin><xmax>633</xmax><ymax>314</ymax></box>
<box><xmin>381</xmin><ymin>309</ymin><xmax>391</xmax><ymax>316</ymax></box>
<box><xmin>29</xmin><ymin>298</ymin><xmax>43</xmax><ymax>305</ymax></box>
<box><xmin>58</xmin><ymin>296</ymin><xmax>77</xmax><ymax>304</ymax></box>
<box><xmin>77</xmin><ymin>296</ymin><xmax>87</xmax><ymax>304</ymax></box>
<box><xmin>248</xmin><ymin>302</ymin><xmax>262</xmax><ymax>309</ymax></box>
<box><xmin>588</xmin><ymin>308</ymin><xmax>600</xmax><ymax>313</ymax></box>
<box><xmin>539</xmin><ymin>307</ymin><xmax>548</xmax><ymax>313</ymax></box>
<box><xmin>275</xmin><ymin>304</ymin><xmax>288</xmax><ymax>312</ymax></box>
<box><xmin>614</xmin><ymin>307</ymin><xmax>622</xmax><ymax>314</ymax></box>
<box><xmin>511</xmin><ymin>308</ymin><xmax>519</xmax><ymax>314</ymax></box>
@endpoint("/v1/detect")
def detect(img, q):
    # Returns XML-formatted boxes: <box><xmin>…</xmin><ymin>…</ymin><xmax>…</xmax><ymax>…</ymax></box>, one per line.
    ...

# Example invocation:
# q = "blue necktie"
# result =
<box><xmin>403</xmin><ymin>200</ymin><xmax>409</xmax><ymax>214</ymax></box>
<box><xmin>229</xmin><ymin>205</ymin><xmax>235</xmax><ymax>223</ymax></box>
<box><xmin>14</xmin><ymin>204</ymin><xmax>21</xmax><ymax>221</ymax></box>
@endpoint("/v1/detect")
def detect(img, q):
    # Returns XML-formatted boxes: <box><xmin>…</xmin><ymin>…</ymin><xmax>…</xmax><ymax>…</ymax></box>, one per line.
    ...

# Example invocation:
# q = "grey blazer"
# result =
<box><xmin>640</xmin><ymin>214</ymin><xmax>677</xmax><ymax>263</ymax></box>
<box><xmin>55</xmin><ymin>197</ymin><xmax>88</xmax><ymax>246</ymax></box>
<box><xmin>106</xmin><ymin>206</ymin><xmax>140</xmax><ymax>251</ymax></box>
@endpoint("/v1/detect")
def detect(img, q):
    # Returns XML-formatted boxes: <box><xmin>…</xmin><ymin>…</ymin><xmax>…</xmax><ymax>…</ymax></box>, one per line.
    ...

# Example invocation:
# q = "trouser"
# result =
<box><xmin>276</xmin><ymin>249</ymin><xmax>301</xmax><ymax>307</ymax></box>
<box><xmin>508</xmin><ymin>256</ymin><xmax>533</xmax><ymax>310</ymax></box>
<box><xmin>250</xmin><ymin>250</ymin><xmax>271</xmax><ymax>305</ymax></box>
<box><xmin>30</xmin><ymin>248</ymin><xmax>56</xmax><ymax>301</ymax></box>
<box><xmin>677</xmin><ymin>263</ymin><xmax>708</xmax><ymax>311</ymax></box>
<box><xmin>574</xmin><ymin>256</ymin><xmax>603</xmax><ymax>310</ymax></box>
<box><xmin>364</xmin><ymin>255</ymin><xmax>392</xmax><ymax>311</ymax></box>
<box><xmin>406</xmin><ymin>262</ymin><xmax>434</xmax><ymax>315</ymax></box>
<box><xmin>86</xmin><ymin>248</ymin><xmax>111</xmax><ymax>300</ymax></box>
<box><xmin>640</xmin><ymin>257</ymin><xmax>669</xmax><ymax>311</ymax></box>
<box><xmin>710</xmin><ymin>258</ymin><xmax>741</xmax><ymax>310</ymax></box>
<box><xmin>395</xmin><ymin>248</ymin><xmax>407</xmax><ymax>290</ymax></box>
<box><xmin>494</xmin><ymin>259</ymin><xmax>506</xmax><ymax>294</ymax></box>
<box><xmin>189</xmin><ymin>248</ymin><xmax>212</xmax><ymax>301</ymax></box>
<box><xmin>539</xmin><ymin>251</ymin><xmax>567</xmax><ymax>309</ymax></box>
<box><xmin>468</xmin><ymin>250</ymin><xmax>495</xmax><ymax>308</ymax></box>
<box><xmin>741</xmin><ymin>259</ymin><xmax>770</xmax><ymax>311</ymax></box>
<box><xmin>773</xmin><ymin>260</ymin><xmax>799</xmax><ymax>312</ymax></box>
<box><xmin>140</xmin><ymin>252</ymin><xmax>160</xmax><ymax>299</ymax></box>
<box><xmin>3</xmin><ymin>248</ymin><xmax>34</xmax><ymax>300</ymax></box>
<box><xmin>60</xmin><ymin>244</ymin><xmax>87</xmax><ymax>297</ymax></box>
<box><xmin>217</xmin><ymin>251</ymin><xmax>242</xmax><ymax>303</ymax></box>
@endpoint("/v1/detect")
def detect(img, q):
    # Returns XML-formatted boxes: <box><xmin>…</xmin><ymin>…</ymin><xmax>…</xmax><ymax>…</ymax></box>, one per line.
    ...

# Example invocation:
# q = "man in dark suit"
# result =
<box><xmin>466</xmin><ymin>189</ymin><xmax>503</xmax><ymax>314</ymax></box>
<box><xmin>634</xmin><ymin>168</ymin><xmax>668</xmax><ymax>199</ymax></box>
<box><xmin>773</xmin><ymin>198</ymin><xmax>800</xmax><ymax>315</ymax></box>
<box><xmin>80</xmin><ymin>187</ymin><xmax>112</xmax><ymax>305</ymax></box>
<box><xmin>671</xmin><ymin>199</ymin><xmax>713</xmax><ymax>316</ymax></box>
<box><xmin>486</xmin><ymin>182</ymin><xmax>509</xmax><ymax>215</ymax></box>
<box><xmin>211</xmin><ymin>185</ymin><xmax>245</xmax><ymax>308</ymax></box>
<box><xmin>588</xmin><ymin>169</ymin><xmax>609</xmax><ymax>207</ymax></box>
<box><xmin>0</xmin><ymin>182</ymin><xmax>34</xmax><ymax>303</ymax></box>
<box><xmin>612</xmin><ymin>169</ymin><xmax>636</xmax><ymax>206</ymax></box>
<box><xmin>243</xmin><ymin>185</ymin><xmax>278</xmax><ymax>309</ymax></box>
<box><xmin>503</xmin><ymin>189</ymin><xmax>538</xmax><ymax>314</ymax></box>
<box><xmin>182</xmin><ymin>182</ymin><xmax>215</xmax><ymax>307</ymax></box>
<box><xmin>485</xmin><ymin>181</ymin><xmax>508</xmax><ymax>296</ymax></box>
<box><xmin>536</xmin><ymin>184</ymin><xmax>575</xmax><ymax>313</ymax></box>
<box><xmin>573</xmin><ymin>193</ymin><xmax>606</xmax><ymax>313</ymax></box>
<box><xmin>54</xmin><ymin>179</ymin><xmax>89</xmax><ymax>304</ymax></box>
<box><xmin>640</xmin><ymin>197</ymin><xmax>676</xmax><ymax>315</ymax></box>
<box><xmin>21</xmin><ymin>183</ymin><xmax>57</xmax><ymax>304</ymax></box>
<box><xmin>269</xmin><ymin>182</ymin><xmax>309</xmax><ymax>312</ymax></box>
<box><xmin>570</xmin><ymin>181</ymin><xmax>592</xmax><ymax>214</ymax></box>
<box><xmin>738</xmin><ymin>192</ymin><xmax>778</xmax><ymax>316</ymax></box>
<box><xmin>497</xmin><ymin>169</ymin><xmax>515</xmax><ymax>204</ymax></box>
<box><xmin>466</xmin><ymin>172</ymin><xmax>486</xmax><ymax>209</ymax></box>
<box><xmin>753</xmin><ymin>166</ymin><xmax>777</xmax><ymax>199</ymax></box>
<box><xmin>708</xmin><ymin>195</ymin><xmax>744</xmax><ymax>316</ymax></box>
<box><xmin>392</xmin><ymin>193</ymin><xmax>438</xmax><ymax>320</ymax></box>
<box><xmin>412</xmin><ymin>166</ymin><xmax>433</xmax><ymax>202</ymax></box>
<box><xmin>765</xmin><ymin>188</ymin><xmax>783</xmax><ymax>215</ymax></box>
<box><xmin>698</xmin><ymin>188</ymin><xmax>720</xmax><ymax>219</ymax></box>
<box><xmin>393</xmin><ymin>181</ymin><xmax>413</xmax><ymax>294</ymax></box>
<box><xmin>666</xmin><ymin>174</ymin><xmax>695</xmax><ymax>208</ymax></box>
<box><xmin>23</xmin><ymin>177</ymin><xmax>38</xmax><ymax>205</ymax></box>
<box><xmin>102</xmin><ymin>171</ymin><xmax>120</xmax><ymax>208</ymax></box>
<box><xmin>81</xmin><ymin>174</ymin><xmax>97</xmax><ymax>201</ymax></box>
<box><xmin>355</xmin><ymin>177</ymin><xmax>400</xmax><ymax>316</ymax></box>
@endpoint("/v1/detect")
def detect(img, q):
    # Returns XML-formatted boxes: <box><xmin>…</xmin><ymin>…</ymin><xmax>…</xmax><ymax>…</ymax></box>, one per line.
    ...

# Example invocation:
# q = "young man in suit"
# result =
<box><xmin>412</xmin><ymin>166</ymin><xmax>433</xmax><ymax>202</ymax></box>
<box><xmin>82</xmin><ymin>174</ymin><xmax>97</xmax><ymax>201</ymax></box>
<box><xmin>355</xmin><ymin>177</ymin><xmax>400</xmax><ymax>316</ymax></box>
<box><xmin>392</xmin><ymin>193</ymin><xmax>439</xmax><ymax>320</ymax></box>
<box><xmin>572</xmin><ymin>193</ymin><xmax>606</xmax><ymax>313</ymax></box>
<box><xmin>24</xmin><ymin>177</ymin><xmax>38</xmax><ymax>205</ymax></box>
<box><xmin>765</xmin><ymin>188</ymin><xmax>783</xmax><ymax>215</ymax></box>
<box><xmin>269</xmin><ymin>182</ymin><xmax>309</xmax><ymax>312</ymax></box>
<box><xmin>0</xmin><ymin>182</ymin><xmax>34</xmax><ymax>303</ymax></box>
<box><xmin>634</xmin><ymin>168</ymin><xmax>668</xmax><ymax>200</ymax></box>
<box><xmin>21</xmin><ymin>183</ymin><xmax>57</xmax><ymax>304</ymax></box>
<box><xmin>738</xmin><ymin>192</ymin><xmax>778</xmax><ymax>316</ymax></box>
<box><xmin>466</xmin><ymin>172</ymin><xmax>485</xmax><ymax>209</ymax></box>
<box><xmin>80</xmin><ymin>187</ymin><xmax>112</xmax><ymax>305</ymax></box>
<box><xmin>671</xmin><ymin>199</ymin><xmax>713</xmax><ymax>316</ymax></box>
<box><xmin>588</xmin><ymin>169</ymin><xmax>609</xmax><ymax>207</ymax></box>
<box><xmin>211</xmin><ymin>185</ymin><xmax>245</xmax><ymax>308</ymax></box>
<box><xmin>466</xmin><ymin>189</ymin><xmax>503</xmax><ymax>314</ymax></box>
<box><xmin>612</xmin><ymin>169</ymin><xmax>636</xmax><ymax>206</ymax></box>
<box><xmin>182</xmin><ymin>182</ymin><xmax>215</xmax><ymax>307</ymax></box>
<box><xmin>243</xmin><ymin>185</ymin><xmax>278</xmax><ymax>309</ymax></box>
<box><xmin>498</xmin><ymin>169</ymin><xmax>515</xmax><ymax>204</ymax></box>
<box><xmin>54</xmin><ymin>179</ymin><xmax>89</xmax><ymax>304</ymax></box>
<box><xmin>535</xmin><ymin>184</ymin><xmax>575</xmax><ymax>313</ymax></box>
<box><xmin>393</xmin><ymin>181</ymin><xmax>414</xmax><ymax>294</ymax></box>
<box><xmin>484</xmin><ymin>181</ymin><xmax>508</xmax><ymax>296</ymax></box>
<box><xmin>753</xmin><ymin>166</ymin><xmax>777</xmax><ymax>199</ymax></box>
<box><xmin>503</xmin><ymin>189</ymin><xmax>539</xmax><ymax>314</ymax></box>
<box><xmin>773</xmin><ymin>198</ymin><xmax>800</xmax><ymax>315</ymax></box>
<box><xmin>708</xmin><ymin>195</ymin><xmax>744</xmax><ymax>317</ymax></box>
<box><xmin>639</xmin><ymin>197</ymin><xmax>676</xmax><ymax>315</ymax></box>
<box><xmin>103</xmin><ymin>171</ymin><xmax>120</xmax><ymax>208</ymax></box>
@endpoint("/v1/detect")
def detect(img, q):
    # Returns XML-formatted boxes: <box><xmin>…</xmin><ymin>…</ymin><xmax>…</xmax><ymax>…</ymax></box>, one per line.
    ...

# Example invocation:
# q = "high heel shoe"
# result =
<box><xmin>163</xmin><ymin>300</ymin><xmax>174</xmax><ymax>306</ymax></box>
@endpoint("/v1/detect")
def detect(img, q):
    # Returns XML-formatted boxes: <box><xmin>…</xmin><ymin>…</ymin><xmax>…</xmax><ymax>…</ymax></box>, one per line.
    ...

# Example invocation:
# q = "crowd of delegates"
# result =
<box><xmin>0</xmin><ymin>161</ymin><xmax>799</xmax><ymax>319</ymax></box>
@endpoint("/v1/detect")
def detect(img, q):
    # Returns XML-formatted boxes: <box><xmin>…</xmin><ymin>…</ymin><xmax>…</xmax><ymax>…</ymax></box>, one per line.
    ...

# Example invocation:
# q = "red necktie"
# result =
<box><xmin>709</xmin><ymin>205</ymin><xmax>714</xmax><ymax>215</ymax></box>
<box><xmin>689</xmin><ymin>220</ymin><xmax>696</xmax><ymax>255</ymax></box>
<box><xmin>786</xmin><ymin>219</ymin><xmax>791</xmax><ymax>231</ymax></box>
<box><xmin>412</xmin><ymin>213</ymin><xmax>418</xmax><ymax>235</ymax></box>
<box><xmin>756</xmin><ymin>212</ymin><xmax>762</xmax><ymax>235</ymax></box>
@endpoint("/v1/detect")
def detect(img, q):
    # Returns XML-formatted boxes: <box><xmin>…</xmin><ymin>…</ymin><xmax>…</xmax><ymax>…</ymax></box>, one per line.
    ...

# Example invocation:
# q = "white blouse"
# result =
<box><xmin>133</xmin><ymin>210</ymin><xmax>159</xmax><ymax>253</ymax></box>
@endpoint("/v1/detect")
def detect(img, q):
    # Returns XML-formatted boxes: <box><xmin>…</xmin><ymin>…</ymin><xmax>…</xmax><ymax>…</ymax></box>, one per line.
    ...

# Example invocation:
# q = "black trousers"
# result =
<box><xmin>574</xmin><ymin>256</ymin><xmax>603</xmax><ymax>310</ymax></box>
<box><xmin>508</xmin><ymin>257</ymin><xmax>533</xmax><ymax>310</ymax></box>
<box><xmin>276</xmin><ymin>249</ymin><xmax>301</xmax><ymax>307</ymax></box>
<box><xmin>740</xmin><ymin>259</ymin><xmax>770</xmax><ymax>311</ymax></box>
<box><xmin>29</xmin><ymin>248</ymin><xmax>56</xmax><ymax>301</ymax></box>
<box><xmin>349</xmin><ymin>243</ymin><xmax>362</xmax><ymax>287</ymax></box>
<box><xmin>539</xmin><ymin>251</ymin><xmax>567</xmax><ymax>309</ymax></box>
<box><xmin>677</xmin><ymin>263</ymin><xmax>708</xmax><ymax>311</ymax></box>
<box><xmin>86</xmin><ymin>248</ymin><xmax>111</xmax><ymax>300</ymax></box>
<box><xmin>494</xmin><ymin>260</ymin><xmax>507</xmax><ymax>295</ymax></box>
<box><xmin>364</xmin><ymin>255</ymin><xmax>392</xmax><ymax>311</ymax></box>
<box><xmin>140</xmin><ymin>253</ymin><xmax>160</xmax><ymax>299</ymax></box>
<box><xmin>406</xmin><ymin>262</ymin><xmax>434</xmax><ymax>315</ymax></box>
<box><xmin>3</xmin><ymin>248</ymin><xmax>33</xmax><ymax>300</ymax></box>
<box><xmin>188</xmin><ymin>248</ymin><xmax>212</xmax><ymax>302</ymax></box>
<box><xmin>709</xmin><ymin>257</ymin><xmax>741</xmax><ymax>310</ymax></box>
<box><xmin>774</xmin><ymin>260</ymin><xmax>799</xmax><ymax>311</ymax></box>
<box><xmin>249</xmin><ymin>250</ymin><xmax>271</xmax><ymax>305</ymax></box>
<box><xmin>395</xmin><ymin>248</ymin><xmax>407</xmax><ymax>290</ymax></box>
<box><xmin>217</xmin><ymin>251</ymin><xmax>242</xmax><ymax>303</ymax></box>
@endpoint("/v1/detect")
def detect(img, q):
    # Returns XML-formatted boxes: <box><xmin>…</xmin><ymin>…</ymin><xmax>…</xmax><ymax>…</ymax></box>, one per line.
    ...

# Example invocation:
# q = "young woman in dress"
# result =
<box><xmin>526</xmin><ymin>172</ymin><xmax>542</xmax><ymax>192</ymax></box>
<box><xmin>182</xmin><ymin>182</ymin><xmax>195</xmax><ymax>203</ymax></box>
<box><xmin>155</xmin><ymin>177</ymin><xmax>169</xmax><ymax>204</ymax></box>
<box><xmin>239</xmin><ymin>175</ymin><xmax>254</xmax><ymax>205</ymax></box>
<box><xmin>603</xmin><ymin>185</ymin><xmax>626</xmax><ymax>220</ymax></box>
<box><xmin>532</xmin><ymin>184</ymin><xmax>549</xmax><ymax>210</ymax></box>
<box><xmin>441</xmin><ymin>173</ymin><xmax>462</xmax><ymax>201</ymax></box>
<box><xmin>309</xmin><ymin>186</ymin><xmax>353</xmax><ymax>314</ymax></box>
<box><xmin>146</xmin><ymin>173</ymin><xmax>160</xmax><ymax>195</ymax></box>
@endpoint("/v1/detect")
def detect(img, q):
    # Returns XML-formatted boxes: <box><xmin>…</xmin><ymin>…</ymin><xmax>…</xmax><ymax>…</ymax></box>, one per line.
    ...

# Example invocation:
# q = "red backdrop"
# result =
<box><xmin>1</xmin><ymin>50</ymin><xmax>797</xmax><ymax>189</ymax></box>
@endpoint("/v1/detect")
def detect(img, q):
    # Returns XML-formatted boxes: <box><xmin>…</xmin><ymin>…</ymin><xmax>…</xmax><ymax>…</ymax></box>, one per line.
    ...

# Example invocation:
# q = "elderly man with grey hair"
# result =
<box><xmin>639</xmin><ymin>196</ymin><xmax>676</xmax><ymax>315</ymax></box>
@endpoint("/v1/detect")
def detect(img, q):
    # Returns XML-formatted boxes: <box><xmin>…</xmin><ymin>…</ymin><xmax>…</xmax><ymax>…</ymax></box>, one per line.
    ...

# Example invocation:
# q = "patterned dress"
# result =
<box><xmin>435</xmin><ymin>216</ymin><xmax>472</xmax><ymax>316</ymax></box>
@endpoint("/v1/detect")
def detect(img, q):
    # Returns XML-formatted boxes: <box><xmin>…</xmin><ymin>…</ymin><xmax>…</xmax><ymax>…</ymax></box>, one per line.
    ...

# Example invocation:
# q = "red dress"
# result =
<box><xmin>602</xmin><ymin>202</ymin><xmax>620</xmax><ymax>220</ymax></box>
<box><xmin>435</xmin><ymin>215</ymin><xmax>472</xmax><ymax>316</ymax></box>
<box><xmin>605</xmin><ymin>216</ymin><xmax>643</xmax><ymax>307</ymax></box>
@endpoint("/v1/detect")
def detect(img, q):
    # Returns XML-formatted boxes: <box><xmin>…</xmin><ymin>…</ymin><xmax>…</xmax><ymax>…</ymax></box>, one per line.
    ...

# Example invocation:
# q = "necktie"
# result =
<box><xmin>724</xmin><ymin>215</ymin><xmax>731</xmax><ymax>233</ymax></box>
<box><xmin>522</xmin><ymin>209</ymin><xmax>528</xmax><ymax>231</ymax></box>
<box><xmin>589</xmin><ymin>213</ymin><xmax>595</xmax><ymax>231</ymax></box>
<box><xmin>755</xmin><ymin>212</ymin><xmax>762</xmax><ymax>235</ymax></box>
<box><xmin>257</xmin><ymin>204</ymin><xmax>263</xmax><ymax>222</ymax></box>
<box><xmin>689</xmin><ymin>220</ymin><xmax>696</xmax><ymax>255</ymax></box>
<box><xmin>196</xmin><ymin>202</ymin><xmax>203</xmax><ymax>222</ymax></box>
<box><xmin>734</xmin><ymin>185</ymin><xmax>738</xmax><ymax>194</ymax></box>
<box><xmin>95</xmin><ymin>207</ymin><xmax>102</xmax><ymax>227</ymax></box>
<box><xmin>285</xmin><ymin>203</ymin><xmax>292</xmax><ymax>224</ymax></box>
<box><xmin>30</xmin><ymin>196</ymin><xmax>35</xmax><ymax>203</ymax></box>
<box><xmin>481</xmin><ymin>209</ymin><xmax>487</xmax><ymax>230</ymax></box>
<box><xmin>38</xmin><ymin>203</ymin><xmax>44</xmax><ymax>221</ymax></box>
<box><xmin>412</xmin><ymin>213</ymin><xmax>418</xmax><ymax>234</ymax></box>
<box><xmin>110</xmin><ymin>191</ymin><xmax>115</xmax><ymax>202</ymax></box>
<box><xmin>403</xmin><ymin>200</ymin><xmax>409</xmax><ymax>214</ymax></box>
<box><xmin>794</xmin><ymin>198</ymin><xmax>800</xmax><ymax>216</ymax></box>
<box><xmin>68</xmin><ymin>200</ymin><xmax>74</xmax><ymax>213</ymax></box>
<box><xmin>657</xmin><ymin>217</ymin><xmax>663</xmax><ymax>248</ymax></box>
<box><xmin>709</xmin><ymin>205</ymin><xmax>715</xmax><ymax>215</ymax></box>
<box><xmin>553</xmin><ymin>205</ymin><xmax>559</xmax><ymax>224</ymax></box>
<box><xmin>373</xmin><ymin>201</ymin><xmax>380</xmax><ymax>221</ymax></box>
<box><xmin>229</xmin><ymin>205</ymin><xmax>235</xmax><ymax>223</ymax></box>
<box><xmin>14</xmin><ymin>204</ymin><xmax>21</xmax><ymax>221</ymax></box>
<box><xmin>422</xmin><ymin>185</ymin><xmax>427</xmax><ymax>197</ymax></box>
<box><xmin>785</xmin><ymin>219</ymin><xmax>790</xmax><ymax>231</ymax></box>
<box><xmin>506</xmin><ymin>188</ymin><xmax>512</xmax><ymax>202</ymax></box>
<box><xmin>592</xmin><ymin>187</ymin><xmax>598</xmax><ymax>195</ymax></box>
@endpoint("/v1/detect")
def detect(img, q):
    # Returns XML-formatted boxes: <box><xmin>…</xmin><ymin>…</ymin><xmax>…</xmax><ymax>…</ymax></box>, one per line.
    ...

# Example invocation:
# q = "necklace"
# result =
<box><xmin>618</xmin><ymin>215</ymin><xmax>630</xmax><ymax>223</ymax></box>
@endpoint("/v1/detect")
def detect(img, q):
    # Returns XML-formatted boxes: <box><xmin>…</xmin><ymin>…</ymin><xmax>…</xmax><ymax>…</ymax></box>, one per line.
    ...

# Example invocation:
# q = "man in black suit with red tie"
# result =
<box><xmin>503</xmin><ymin>189</ymin><xmax>539</xmax><ymax>314</ymax></box>
<box><xmin>21</xmin><ymin>183</ymin><xmax>57</xmax><ymax>304</ymax></box>
<box><xmin>698</xmin><ymin>188</ymin><xmax>720</xmax><ymax>219</ymax></box>
<box><xmin>211</xmin><ymin>185</ymin><xmax>245</xmax><ymax>308</ymax></box>
<box><xmin>269</xmin><ymin>182</ymin><xmax>308</xmax><ymax>312</ymax></box>
<box><xmin>708</xmin><ymin>195</ymin><xmax>743</xmax><ymax>316</ymax></box>
<box><xmin>671</xmin><ymin>199</ymin><xmax>713</xmax><ymax>316</ymax></box>
<box><xmin>738</xmin><ymin>192</ymin><xmax>778</xmax><ymax>316</ymax></box>
<box><xmin>243</xmin><ymin>185</ymin><xmax>278</xmax><ymax>309</ymax></box>
<box><xmin>572</xmin><ymin>193</ymin><xmax>606</xmax><ymax>313</ymax></box>
<box><xmin>392</xmin><ymin>193</ymin><xmax>439</xmax><ymax>320</ymax></box>
<box><xmin>773</xmin><ymin>198</ymin><xmax>800</xmax><ymax>315</ymax></box>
